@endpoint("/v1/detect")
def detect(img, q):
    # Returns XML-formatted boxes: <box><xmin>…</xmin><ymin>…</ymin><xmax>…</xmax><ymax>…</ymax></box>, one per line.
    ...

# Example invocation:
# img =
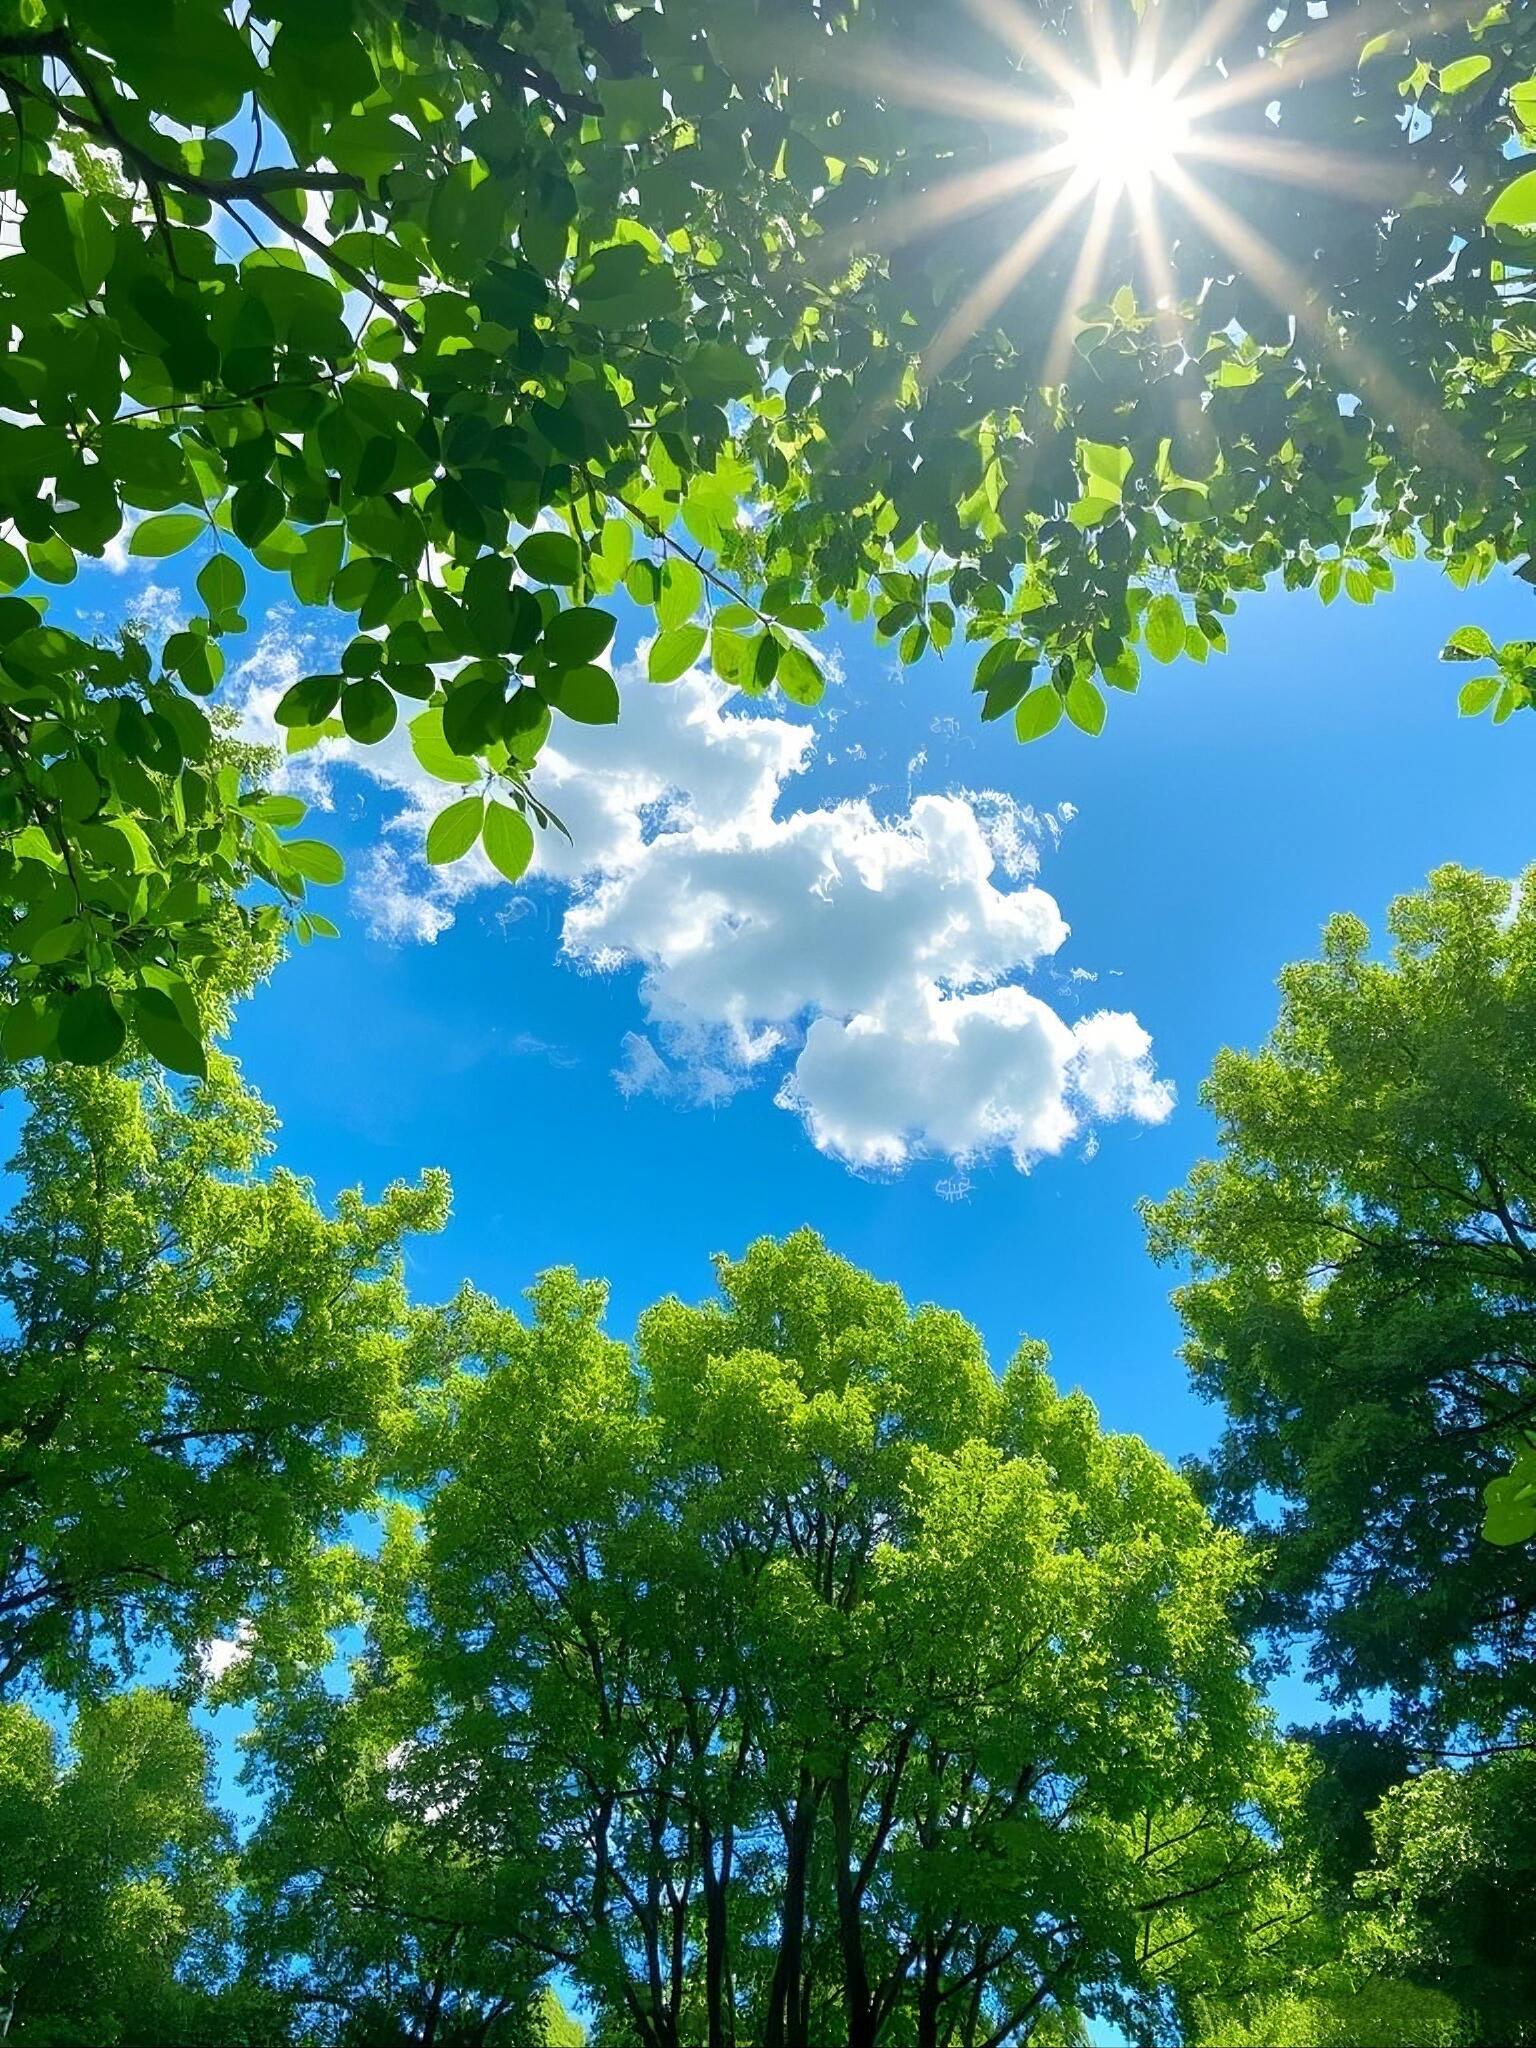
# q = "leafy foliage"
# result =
<box><xmin>1355</xmin><ymin>1750</ymin><xmax>1536</xmax><ymax>2048</ymax></box>
<box><xmin>236</xmin><ymin>1514</ymin><xmax>554</xmax><ymax>2048</ymax></box>
<box><xmin>1190</xmin><ymin>1977</ymin><xmax>1471</xmax><ymax>2048</ymax></box>
<box><xmin>0</xmin><ymin>1048</ymin><xmax>448</xmax><ymax>1696</ymax></box>
<box><xmin>1145</xmin><ymin>866</ymin><xmax>1536</xmax><ymax>1745</ymax></box>
<box><xmin>1441</xmin><ymin>623</ymin><xmax>1536</xmax><ymax>724</ymax></box>
<box><xmin>0</xmin><ymin>1689</ymin><xmax>235</xmax><ymax>2044</ymax></box>
<box><xmin>262</xmin><ymin>1231</ymin><xmax>1298</xmax><ymax>2048</ymax></box>
<box><xmin>2</xmin><ymin>0</ymin><xmax>1535</xmax><ymax>1070</ymax></box>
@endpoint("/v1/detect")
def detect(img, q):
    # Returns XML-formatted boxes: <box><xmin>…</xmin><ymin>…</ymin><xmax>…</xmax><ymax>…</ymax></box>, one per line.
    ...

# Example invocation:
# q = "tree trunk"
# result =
<box><xmin>700</xmin><ymin>1817</ymin><xmax>733</xmax><ymax>2048</ymax></box>
<box><xmin>916</xmin><ymin>1940</ymin><xmax>943</xmax><ymax>2048</ymax></box>
<box><xmin>764</xmin><ymin>1774</ymin><xmax>820</xmax><ymax>2048</ymax></box>
<box><xmin>830</xmin><ymin>1766</ymin><xmax>877</xmax><ymax>2048</ymax></box>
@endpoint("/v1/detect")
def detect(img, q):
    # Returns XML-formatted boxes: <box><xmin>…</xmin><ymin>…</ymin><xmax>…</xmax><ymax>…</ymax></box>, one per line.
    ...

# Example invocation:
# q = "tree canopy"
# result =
<box><xmin>1144</xmin><ymin>864</ymin><xmax>1536</xmax><ymax>1745</ymax></box>
<box><xmin>0</xmin><ymin>1688</ymin><xmax>234</xmax><ymax>2044</ymax></box>
<box><xmin>0</xmin><ymin>1031</ymin><xmax>1519</xmax><ymax>2043</ymax></box>
<box><xmin>1354</xmin><ymin>1747</ymin><xmax>1536</xmax><ymax>2048</ymax></box>
<box><xmin>2</xmin><ymin>0</ymin><xmax>1535</xmax><ymax>1071</ymax></box>
<box><xmin>0</xmin><ymin>1044</ymin><xmax>447</xmax><ymax>1696</ymax></box>
<box><xmin>256</xmin><ymin>1230</ymin><xmax>1297</xmax><ymax>2048</ymax></box>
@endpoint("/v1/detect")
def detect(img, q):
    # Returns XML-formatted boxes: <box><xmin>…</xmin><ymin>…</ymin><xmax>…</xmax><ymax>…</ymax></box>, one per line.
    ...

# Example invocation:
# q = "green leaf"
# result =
<box><xmin>292</xmin><ymin>525</ymin><xmax>346</xmax><ymax>609</ymax></box>
<box><xmin>341</xmin><ymin>676</ymin><xmax>398</xmax><ymax>744</ymax></box>
<box><xmin>516</xmin><ymin>531</ymin><xmax>582</xmax><ymax>585</ymax></box>
<box><xmin>1437</xmin><ymin>54</ymin><xmax>1490</xmax><ymax>94</ymax></box>
<box><xmin>275</xmin><ymin>674</ymin><xmax>343</xmax><ymax>727</ymax></box>
<box><xmin>482</xmin><ymin>800</ymin><xmax>535</xmax><ymax>883</ymax></box>
<box><xmin>1069</xmin><ymin>495</ymin><xmax>1119</xmax><ymax>531</ymax></box>
<box><xmin>1145</xmin><ymin>595</ymin><xmax>1186</xmax><ymax>664</ymax></box>
<box><xmin>776</xmin><ymin>645</ymin><xmax>824</xmax><ymax>706</ymax></box>
<box><xmin>443</xmin><ymin>667</ymin><xmax>509</xmax><ymax>755</ymax></box>
<box><xmin>979</xmin><ymin>661</ymin><xmax>1033</xmax><ymax>722</ymax></box>
<box><xmin>1065</xmin><ymin>674</ymin><xmax>1106</xmax><ymax>736</ymax></box>
<box><xmin>656</xmin><ymin>559</ymin><xmax>704</xmax><ymax>630</ymax></box>
<box><xmin>541</xmin><ymin>607</ymin><xmax>617</xmax><ymax>666</ymax></box>
<box><xmin>1483</xmin><ymin>1472</ymin><xmax>1536</xmax><ymax>1546</ymax></box>
<box><xmin>1</xmin><ymin>996</ymin><xmax>58</xmax><ymax>1061</ymax></box>
<box><xmin>710</xmin><ymin>626</ymin><xmax>752</xmax><ymax>686</ymax></box>
<box><xmin>425</xmin><ymin>794</ymin><xmax>484</xmax><ymax>865</ymax></box>
<box><xmin>550</xmin><ymin>665</ymin><xmax>621</xmax><ymax>723</ymax></box>
<box><xmin>409</xmin><ymin>708</ymin><xmax>481</xmax><ymax>784</ymax></box>
<box><xmin>244</xmin><ymin>794</ymin><xmax>307</xmax><ymax>827</ymax></box>
<box><xmin>196</xmin><ymin>553</ymin><xmax>246</xmax><ymax>614</ymax></box>
<box><xmin>649</xmin><ymin>626</ymin><xmax>706</xmax><ymax>683</ymax></box>
<box><xmin>285</xmin><ymin>839</ymin><xmax>345</xmax><ymax>885</ymax></box>
<box><xmin>1102</xmin><ymin>648</ymin><xmax>1141</xmax><ymax>692</ymax></box>
<box><xmin>29</xmin><ymin>535</ymin><xmax>78</xmax><ymax>585</ymax></box>
<box><xmin>1441</xmin><ymin>625</ymin><xmax>1496</xmax><ymax>662</ymax></box>
<box><xmin>131</xmin><ymin>988</ymin><xmax>207</xmax><ymax>1078</ymax></box>
<box><xmin>129</xmin><ymin>513</ymin><xmax>205</xmax><ymax>559</ymax></box>
<box><xmin>1487</xmin><ymin>169</ymin><xmax>1536</xmax><ymax>231</ymax></box>
<box><xmin>1014</xmin><ymin>687</ymin><xmax>1063</xmax><ymax>742</ymax></box>
<box><xmin>683</xmin><ymin>341</ymin><xmax>759</xmax><ymax>404</ymax></box>
<box><xmin>1458</xmin><ymin>675</ymin><xmax>1500</xmax><ymax>717</ymax></box>
<box><xmin>57</xmin><ymin>985</ymin><xmax>126</xmax><ymax>1067</ymax></box>
<box><xmin>1079</xmin><ymin>440</ymin><xmax>1132</xmax><ymax>495</ymax></box>
<box><xmin>1359</xmin><ymin>27</ymin><xmax>1408</xmax><ymax>62</ymax></box>
<box><xmin>232</xmin><ymin>480</ymin><xmax>285</xmax><ymax>548</ymax></box>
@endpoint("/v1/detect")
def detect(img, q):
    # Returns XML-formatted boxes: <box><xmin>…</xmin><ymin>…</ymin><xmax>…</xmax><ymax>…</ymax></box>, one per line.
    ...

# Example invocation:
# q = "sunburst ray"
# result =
<box><xmin>922</xmin><ymin>172</ymin><xmax>1096</xmax><ymax>382</ymax></box>
<box><xmin>1161</xmin><ymin>159</ymin><xmax>1487</xmax><ymax>488</ymax></box>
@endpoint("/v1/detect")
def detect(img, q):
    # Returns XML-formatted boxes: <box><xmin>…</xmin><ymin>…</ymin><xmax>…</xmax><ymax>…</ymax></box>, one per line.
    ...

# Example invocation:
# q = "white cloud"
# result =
<box><xmin>100</xmin><ymin>519</ymin><xmax>139</xmax><ymax>573</ymax></box>
<box><xmin>354</xmin><ymin>843</ymin><xmax>458</xmax><ymax>945</ymax></box>
<box><xmin>197</xmin><ymin>1618</ymin><xmax>254</xmax><ymax>1684</ymax></box>
<box><xmin>121</xmin><ymin>582</ymin><xmax>184</xmax><ymax>651</ymax></box>
<box><xmin>226</xmin><ymin>631</ymin><xmax>1171</xmax><ymax>1176</ymax></box>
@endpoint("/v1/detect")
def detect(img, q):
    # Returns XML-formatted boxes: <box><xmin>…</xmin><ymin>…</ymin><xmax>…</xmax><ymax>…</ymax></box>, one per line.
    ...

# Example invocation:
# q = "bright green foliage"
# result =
<box><xmin>1442</xmin><ymin>624</ymin><xmax>1536</xmax><ymax>724</ymax></box>
<box><xmin>1355</xmin><ymin>1750</ymin><xmax>1536</xmax><ymax>2048</ymax></box>
<box><xmin>350</xmin><ymin>1231</ymin><xmax>1288</xmax><ymax>2048</ymax></box>
<box><xmin>1144</xmin><ymin>867</ymin><xmax>1536</xmax><ymax>1745</ymax></box>
<box><xmin>0</xmin><ymin>1049</ymin><xmax>448</xmax><ymax>1696</ymax></box>
<box><xmin>1191</xmin><ymin>1978</ymin><xmax>1471</xmax><ymax>2048</ymax></box>
<box><xmin>236</xmin><ymin>1512</ymin><xmax>555</xmax><ymax>2048</ymax></box>
<box><xmin>0</xmin><ymin>1688</ymin><xmax>233</xmax><ymax>2044</ymax></box>
<box><xmin>0</xmin><ymin>609</ymin><xmax>333</xmax><ymax>1072</ymax></box>
<box><xmin>2</xmin><ymin>1</ymin><xmax>1535</xmax><ymax>1072</ymax></box>
<box><xmin>539</xmin><ymin>1993</ymin><xmax>587</xmax><ymax>2048</ymax></box>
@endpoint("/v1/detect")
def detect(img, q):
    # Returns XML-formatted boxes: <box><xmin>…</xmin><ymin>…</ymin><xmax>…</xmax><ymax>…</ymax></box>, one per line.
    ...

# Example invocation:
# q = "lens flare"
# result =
<box><xmin>1061</xmin><ymin>74</ymin><xmax>1191</xmax><ymax>193</ymax></box>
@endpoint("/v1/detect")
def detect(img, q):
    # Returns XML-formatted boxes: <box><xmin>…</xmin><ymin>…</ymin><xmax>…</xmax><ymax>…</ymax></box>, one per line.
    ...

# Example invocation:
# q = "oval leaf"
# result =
<box><xmin>409</xmin><ymin>708</ymin><xmax>480</xmax><ymax>784</ymax></box>
<box><xmin>516</xmin><ymin>531</ymin><xmax>581</xmax><ymax>585</ymax></box>
<box><xmin>275</xmin><ymin>674</ymin><xmax>343</xmax><ymax>728</ymax></box>
<box><xmin>1145</xmin><ymin>594</ymin><xmax>1186</xmax><ymax>665</ymax></box>
<box><xmin>341</xmin><ymin>676</ymin><xmax>398</xmax><ymax>744</ymax></box>
<box><xmin>425</xmin><ymin>794</ymin><xmax>484</xmax><ymax>865</ymax></box>
<box><xmin>542</xmin><ymin>606</ymin><xmax>617</xmax><ymax>666</ymax></box>
<box><xmin>286</xmin><ymin>839</ymin><xmax>345</xmax><ymax>885</ymax></box>
<box><xmin>551</xmin><ymin>665</ymin><xmax>621</xmax><ymax>723</ymax></box>
<box><xmin>129</xmin><ymin>512</ymin><xmax>205</xmax><ymax>559</ymax></box>
<box><xmin>1065</xmin><ymin>674</ymin><xmax>1106</xmax><ymax>736</ymax></box>
<box><xmin>132</xmin><ymin>988</ymin><xmax>207</xmax><ymax>1078</ymax></box>
<box><xmin>57</xmin><ymin>985</ymin><xmax>126</xmax><ymax>1066</ymax></box>
<box><xmin>649</xmin><ymin>625</ymin><xmax>707</xmax><ymax>683</ymax></box>
<box><xmin>1488</xmin><ymin>169</ymin><xmax>1536</xmax><ymax>232</ymax></box>
<box><xmin>1014</xmin><ymin>686</ymin><xmax>1063</xmax><ymax>742</ymax></box>
<box><xmin>482</xmin><ymin>800</ymin><xmax>534</xmax><ymax>883</ymax></box>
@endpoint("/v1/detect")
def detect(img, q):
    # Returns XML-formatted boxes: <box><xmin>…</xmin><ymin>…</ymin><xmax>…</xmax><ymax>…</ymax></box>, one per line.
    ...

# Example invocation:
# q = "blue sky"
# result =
<box><xmin>75</xmin><ymin>543</ymin><xmax>1536</xmax><ymax>1479</ymax></box>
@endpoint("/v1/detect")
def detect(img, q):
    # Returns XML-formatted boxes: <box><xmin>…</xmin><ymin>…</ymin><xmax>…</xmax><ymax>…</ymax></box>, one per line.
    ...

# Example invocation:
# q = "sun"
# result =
<box><xmin>852</xmin><ymin>0</ymin><xmax>1411</xmax><ymax>395</ymax></box>
<box><xmin>1060</xmin><ymin>72</ymin><xmax>1192</xmax><ymax>195</ymax></box>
